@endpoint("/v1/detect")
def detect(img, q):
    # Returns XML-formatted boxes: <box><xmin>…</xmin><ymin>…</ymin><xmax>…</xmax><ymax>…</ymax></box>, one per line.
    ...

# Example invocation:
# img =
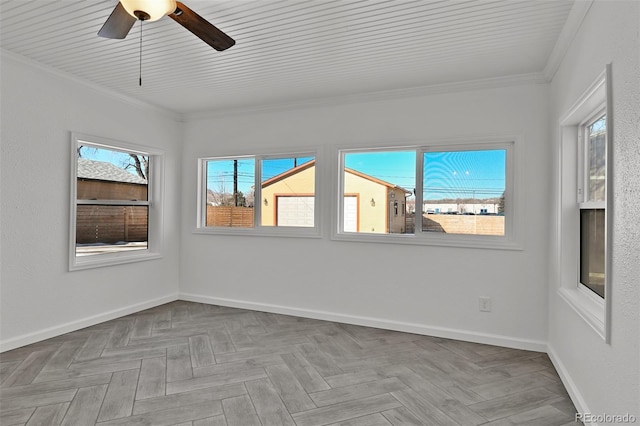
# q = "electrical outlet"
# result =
<box><xmin>479</xmin><ymin>297</ymin><xmax>492</xmax><ymax>312</ymax></box>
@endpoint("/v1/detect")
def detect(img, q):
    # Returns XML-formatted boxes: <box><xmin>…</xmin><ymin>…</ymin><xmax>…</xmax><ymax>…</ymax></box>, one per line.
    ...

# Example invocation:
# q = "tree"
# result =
<box><xmin>77</xmin><ymin>146</ymin><xmax>149</xmax><ymax>180</ymax></box>
<box><xmin>125</xmin><ymin>154</ymin><xmax>149</xmax><ymax>180</ymax></box>
<box><xmin>234</xmin><ymin>191</ymin><xmax>247</xmax><ymax>207</ymax></box>
<box><xmin>244</xmin><ymin>187</ymin><xmax>255</xmax><ymax>208</ymax></box>
<box><xmin>498</xmin><ymin>191</ymin><xmax>505</xmax><ymax>213</ymax></box>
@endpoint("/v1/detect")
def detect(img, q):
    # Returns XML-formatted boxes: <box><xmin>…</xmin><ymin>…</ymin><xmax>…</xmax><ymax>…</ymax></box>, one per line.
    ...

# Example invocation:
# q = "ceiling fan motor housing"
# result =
<box><xmin>133</xmin><ymin>10</ymin><xmax>150</xmax><ymax>21</ymax></box>
<box><xmin>120</xmin><ymin>0</ymin><xmax>177</xmax><ymax>22</ymax></box>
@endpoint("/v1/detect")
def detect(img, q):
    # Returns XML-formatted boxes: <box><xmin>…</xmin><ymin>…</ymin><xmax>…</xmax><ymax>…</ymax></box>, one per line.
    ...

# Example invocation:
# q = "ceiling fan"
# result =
<box><xmin>98</xmin><ymin>0</ymin><xmax>235</xmax><ymax>52</ymax></box>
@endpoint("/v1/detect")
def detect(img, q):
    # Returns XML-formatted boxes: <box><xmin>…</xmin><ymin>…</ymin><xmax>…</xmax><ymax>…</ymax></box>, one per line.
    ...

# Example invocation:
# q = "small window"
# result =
<box><xmin>197</xmin><ymin>152</ymin><xmax>319</xmax><ymax>236</ymax></box>
<box><xmin>70</xmin><ymin>134</ymin><xmax>163</xmax><ymax>270</ymax></box>
<box><xmin>578</xmin><ymin>113</ymin><xmax>607</xmax><ymax>298</ymax></box>
<box><xmin>261</xmin><ymin>156</ymin><xmax>315</xmax><ymax>227</ymax></box>
<box><xmin>205</xmin><ymin>157</ymin><xmax>255</xmax><ymax>228</ymax></box>
<box><xmin>422</xmin><ymin>149</ymin><xmax>506</xmax><ymax>236</ymax></box>
<box><xmin>339</xmin><ymin>150</ymin><xmax>415</xmax><ymax>234</ymax></box>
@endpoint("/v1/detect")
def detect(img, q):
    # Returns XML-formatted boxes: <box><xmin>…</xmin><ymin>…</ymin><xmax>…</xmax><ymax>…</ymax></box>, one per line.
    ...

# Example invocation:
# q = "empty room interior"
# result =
<box><xmin>1</xmin><ymin>0</ymin><xmax>638</xmax><ymax>425</ymax></box>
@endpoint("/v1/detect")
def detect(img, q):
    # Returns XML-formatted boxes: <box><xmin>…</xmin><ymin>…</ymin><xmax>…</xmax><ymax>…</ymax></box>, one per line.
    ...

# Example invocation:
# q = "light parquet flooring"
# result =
<box><xmin>0</xmin><ymin>301</ymin><xmax>580</xmax><ymax>426</ymax></box>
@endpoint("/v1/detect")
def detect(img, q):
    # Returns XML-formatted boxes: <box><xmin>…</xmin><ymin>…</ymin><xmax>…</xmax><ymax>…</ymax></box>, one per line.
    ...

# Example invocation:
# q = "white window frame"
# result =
<box><xmin>557</xmin><ymin>65</ymin><xmax>612</xmax><ymax>342</ymax></box>
<box><xmin>332</xmin><ymin>137</ymin><xmax>521</xmax><ymax>250</ymax></box>
<box><xmin>194</xmin><ymin>150</ymin><xmax>321</xmax><ymax>238</ymax></box>
<box><xmin>69</xmin><ymin>133</ymin><xmax>164</xmax><ymax>271</ymax></box>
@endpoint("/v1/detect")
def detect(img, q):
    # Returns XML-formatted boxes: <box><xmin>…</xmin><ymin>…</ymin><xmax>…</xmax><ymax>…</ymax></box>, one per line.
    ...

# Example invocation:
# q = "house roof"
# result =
<box><xmin>344</xmin><ymin>168</ymin><xmax>412</xmax><ymax>195</ymax></box>
<box><xmin>261</xmin><ymin>159</ymin><xmax>411</xmax><ymax>195</ymax></box>
<box><xmin>261</xmin><ymin>160</ymin><xmax>315</xmax><ymax>188</ymax></box>
<box><xmin>77</xmin><ymin>158</ymin><xmax>147</xmax><ymax>185</ymax></box>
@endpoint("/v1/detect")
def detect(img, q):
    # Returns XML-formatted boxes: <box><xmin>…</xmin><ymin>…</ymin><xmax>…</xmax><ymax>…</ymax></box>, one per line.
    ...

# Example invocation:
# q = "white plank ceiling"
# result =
<box><xmin>1</xmin><ymin>0</ymin><xmax>575</xmax><ymax>115</ymax></box>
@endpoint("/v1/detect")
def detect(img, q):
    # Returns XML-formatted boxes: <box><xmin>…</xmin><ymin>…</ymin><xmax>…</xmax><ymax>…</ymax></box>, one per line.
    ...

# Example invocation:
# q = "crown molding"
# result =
<box><xmin>543</xmin><ymin>0</ymin><xmax>595</xmax><ymax>81</ymax></box>
<box><xmin>1</xmin><ymin>49</ymin><xmax>184</xmax><ymax>122</ymax></box>
<box><xmin>184</xmin><ymin>72</ymin><xmax>549</xmax><ymax>121</ymax></box>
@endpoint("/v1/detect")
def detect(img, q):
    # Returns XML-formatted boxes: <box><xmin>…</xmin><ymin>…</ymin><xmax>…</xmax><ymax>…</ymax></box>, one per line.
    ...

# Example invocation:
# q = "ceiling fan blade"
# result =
<box><xmin>169</xmin><ymin>2</ymin><xmax>235</xmax><ymax>51</ymax></box>
<box><xmin>98</xmin><ymin>2</ymin><xmax>136</xmax><ymax>39</ymax></box>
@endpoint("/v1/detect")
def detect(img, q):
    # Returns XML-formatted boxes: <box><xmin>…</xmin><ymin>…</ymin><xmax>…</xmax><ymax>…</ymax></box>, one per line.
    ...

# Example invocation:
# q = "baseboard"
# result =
<box><xmin>547</xmin><ymin>344</ymin><xmax>594</xmax><ymax>424</ymax></box>
<box><xmin>0</xmin><ymin>293</ymin><xmax>179</xmax><ymax>353</ymax></box>
<box><xmin>179</xmin><ymin>293</ymin><xmax>547</xmax><ymax>352</ymax></box>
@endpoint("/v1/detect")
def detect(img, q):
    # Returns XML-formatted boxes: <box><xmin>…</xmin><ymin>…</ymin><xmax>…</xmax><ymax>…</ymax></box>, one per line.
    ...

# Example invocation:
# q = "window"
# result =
<box><xmin>422</xmin><ymin>148</ymin><xmax>506</xmax><ymax>236</ymax></box>
<box><xmin>336</xmin><ymin>140</ymin><xmax>517</xmax><ymax>248</ymax></box>
<box><xmin>557</xmin><ymin>65</ymin><xmax>612</xmax><ymax>341</ymax></box>
<box><xmin>261</xmin><ymin>156</ymin><xmax>315</xmax><ymax>228</ymax></box>
<box><xmin>578</xmin><ymin>113</ymin><xmax>607</xmax><ymax>298</ymax></box>
<box><xmin>339</xmin><ymin>149</ymin><xmax>415</xmax><ymax>234</ymax></box>
<box><xmin>197</xmin><ymin>153</ymin><xmax>318</xmax><ymax>236</ymax></box>
<box><xmin>204</xmin><ymin>157</ymin><xmax>255</xmax><ymax>228</ymax></box>
<box><xmin>70</xmin><ymin>134</ymin><xmax>163</xmax><ymax>270</ymax></box>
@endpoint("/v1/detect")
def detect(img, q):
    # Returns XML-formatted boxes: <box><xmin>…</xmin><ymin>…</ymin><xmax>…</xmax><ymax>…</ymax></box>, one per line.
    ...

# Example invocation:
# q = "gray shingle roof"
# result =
<box><xmin>77</xmin><ymin>158</ymin><xmax>147</xmax><ymax>184</ymax></box>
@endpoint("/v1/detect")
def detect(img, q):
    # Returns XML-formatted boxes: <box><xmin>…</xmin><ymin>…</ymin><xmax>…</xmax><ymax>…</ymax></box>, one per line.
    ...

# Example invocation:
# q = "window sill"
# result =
<box><xmin>70</xmin><ymin>251</ymin><xmax>162</xmax><ymax>271</ymax></box>
<box><xmin>558</xmin><ymin>286</ymin><xmax>606</xmax><ymax>340</ymax></box>
<box><xmin>331</xmin><ymin>232</ymin><xmax>523</xmax><ymax>250</ymax></box>
<box><xmin>192</xmin><ymin>227</ymin><xmax>322</xmax><ymax>239</ymax></box>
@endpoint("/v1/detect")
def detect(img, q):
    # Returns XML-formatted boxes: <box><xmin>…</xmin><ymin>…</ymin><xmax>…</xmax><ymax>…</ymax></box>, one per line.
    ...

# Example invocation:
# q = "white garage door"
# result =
<box><xmin>343</xmin><ymin>196</ymin><xmax>358</xmax><ymax>232</ymax></box>
<box><xmin>277</xmin><ymin>196</ymin><xmax>314</xmax><ymax>227</ymax></box>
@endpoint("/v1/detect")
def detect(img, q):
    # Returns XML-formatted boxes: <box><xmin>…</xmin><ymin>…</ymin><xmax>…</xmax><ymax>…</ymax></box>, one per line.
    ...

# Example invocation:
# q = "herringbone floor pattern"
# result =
<box><xmin>1</xmin><ymin>301</ymin><xmax>579</xmax><ymax>426</ymax></box>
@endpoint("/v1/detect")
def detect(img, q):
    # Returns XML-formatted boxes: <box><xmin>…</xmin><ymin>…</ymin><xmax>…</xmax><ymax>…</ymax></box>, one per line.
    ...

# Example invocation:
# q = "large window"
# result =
<box><xmin>336</xmin><ymin>140</ymin><xmax>516</xmax><ymax>248</ymax></box>
<box><xmin>578</xmin><ymin>113</ymin><xmax>607</xmax><ymax>298</ymax></box>
<box><xmin>197</xmin><ymin>153</ymin><xmax>318</xmax><ymax>236</ymax></box>
<box><xmin>70</xmin><ymin>134</ymin><xmax>163</xmax><ymax>270</ymax></box>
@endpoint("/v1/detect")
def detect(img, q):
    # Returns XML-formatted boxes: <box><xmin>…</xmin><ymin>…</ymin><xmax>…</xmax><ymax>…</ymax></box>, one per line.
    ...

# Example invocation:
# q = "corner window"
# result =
<box><xmin>335</xmin><ymin>140</ymin><xmax>517</xmax><ymax>249</ymax></box>
<box><xmin>197</xmin><ymin>152</ymin><xmax>319</xmax><ymax>237</ymax></box>
<box><xmin>70</xmin><ymin>134</ymin><xmax>163</xmax><ymax>270</ymax></box>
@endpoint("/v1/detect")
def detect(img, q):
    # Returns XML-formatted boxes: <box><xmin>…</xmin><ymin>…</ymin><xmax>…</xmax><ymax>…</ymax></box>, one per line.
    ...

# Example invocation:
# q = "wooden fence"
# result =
<box><xmin>206</xmin><ymin>206</ymin><xmax>254</xmax><ymax>228</ymax></box>
<box><xmin>76</xmin><ymin>205</ymin><xmax>147</xmax><ymax>244</ymax></box>
<box><xmin>422</xmin><ymin>214</ymin><xmax>505</xmax><ymax>236</ymax></box>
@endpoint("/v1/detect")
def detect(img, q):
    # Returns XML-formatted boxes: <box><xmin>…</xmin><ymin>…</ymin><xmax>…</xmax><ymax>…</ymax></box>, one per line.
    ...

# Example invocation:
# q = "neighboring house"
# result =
<box><xmin>77</xmin><ymin>158</ymin><xmax>147</xmax><ymax>201</ymax></box>
<box><xmin>261</xmin><ymin>160</ymin><xmax>411</xmax><ymax>233</ymax></box>
<box><xmin>76</xmin><ymin>158</ymin><xmax>148</xmax><ymax>244</ymax></box>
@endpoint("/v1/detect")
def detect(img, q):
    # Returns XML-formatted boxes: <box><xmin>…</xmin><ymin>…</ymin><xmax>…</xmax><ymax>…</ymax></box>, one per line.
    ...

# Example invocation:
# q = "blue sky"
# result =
<box><xmin>206</xmin><ymin>157</ymin><xmax>314</xmax><ymax>195</ymax></box>
<box><xmin>344</xmin><ymin>151</ymin><xmax>416</xmax><ymax>191</ymax></box>
<box><xmin>78</xmin><ymin>145</ymin><xmax>144</xmax><ymax>177</ymax></box>
<box><xmin>205</xmin><ymin>151</ymin><xmax>505</xmax><ymax>200</ymax></box>
<box><xmin>422</xmin><ymin>149</ymin><xmax>505</xmax><ymax>200</ymax></box>
<box><xmin>345</xmin><ymin>149</ymin><xmax>505</xmax><ymax>200</ymax></box>
<box><xmin>84</xmin><ymin>145</ymin><xmax>504</xmax><ymax>201</ymax></box>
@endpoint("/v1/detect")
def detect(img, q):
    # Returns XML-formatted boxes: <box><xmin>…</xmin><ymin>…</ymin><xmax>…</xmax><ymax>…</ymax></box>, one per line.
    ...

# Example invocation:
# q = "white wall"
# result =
<box><xmin>180</xmin><ymin>83</ymin><xmax>552</xmax><ymax>350</ymax></box>
<box><xmin>0</xmin><ymin>54</ymin><xmax>182</xmax><ymax>350</ymax></box>
<box><xmin>548</xmin><ymin>0</ymin><xmax>640</xmax><ymax>419</ymax></box>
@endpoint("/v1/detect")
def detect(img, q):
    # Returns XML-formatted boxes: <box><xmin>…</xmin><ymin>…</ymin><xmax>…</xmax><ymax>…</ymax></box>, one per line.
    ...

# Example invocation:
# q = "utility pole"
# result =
<box><xmin>233</xmin><ymin>159</ymin><xmax>238</xmax><ymax>207</ymax></box>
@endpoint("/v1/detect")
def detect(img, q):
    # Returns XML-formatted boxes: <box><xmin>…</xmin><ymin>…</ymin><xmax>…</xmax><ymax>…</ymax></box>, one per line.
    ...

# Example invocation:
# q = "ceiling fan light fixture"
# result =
<box><xmin>120</xmin><ymin>0</ymin><xmax>177</xmax><ymax>22</ymax></box>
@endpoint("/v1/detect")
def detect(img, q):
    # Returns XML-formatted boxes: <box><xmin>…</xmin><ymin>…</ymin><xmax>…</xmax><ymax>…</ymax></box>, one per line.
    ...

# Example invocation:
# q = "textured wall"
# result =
<box><xmin>180</xmin><ymin>83</ymin><xmax>552</xmax><ymax>350</ymax></box>
<box><xmin>0</xmin><ymin>54</ymin><xmax>183</xmax><ymax>349</ymax></box>
<box><xmin>548</xmin><ymin>0</ymin><xmax>640</xmax><ymax>417</ymax></box>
